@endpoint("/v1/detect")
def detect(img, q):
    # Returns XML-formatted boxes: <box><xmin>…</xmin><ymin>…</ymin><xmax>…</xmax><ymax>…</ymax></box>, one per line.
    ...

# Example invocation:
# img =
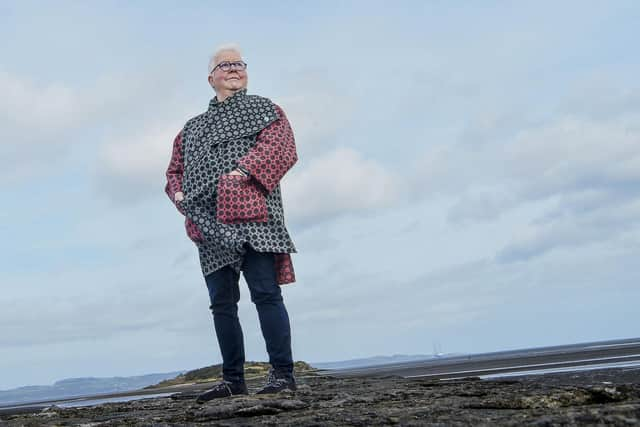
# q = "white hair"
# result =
<box><xmin>208</xmin><ymin>43</ymin><xmax>243</xmax><ymax>74</ymax></box>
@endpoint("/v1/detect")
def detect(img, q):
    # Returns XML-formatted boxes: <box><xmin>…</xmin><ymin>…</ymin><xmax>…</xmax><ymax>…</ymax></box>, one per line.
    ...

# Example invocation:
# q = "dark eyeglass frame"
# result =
<box><xmin>211</xmin><ymin>61</ymin><xmax>248</xmax><ymax>73</ymax></box>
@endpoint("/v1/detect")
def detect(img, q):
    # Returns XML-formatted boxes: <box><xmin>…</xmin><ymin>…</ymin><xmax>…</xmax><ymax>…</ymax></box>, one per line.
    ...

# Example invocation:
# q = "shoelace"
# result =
<box><xmin>211</xmin><ymin>381</ymin><xmax>233</xmax><ymax>393</ymax></box>
<box><xmin>264</xmin><ymin>369</ymin><xmax>289</xmax><ymax>387</ymax></box>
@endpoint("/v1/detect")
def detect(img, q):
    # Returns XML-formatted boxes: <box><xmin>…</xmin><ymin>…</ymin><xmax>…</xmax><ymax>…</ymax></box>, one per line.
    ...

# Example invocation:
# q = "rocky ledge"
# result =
<box><xmin>1</xmin><ymin>367</ymin><xmax>639</xmax><ymax>426</ymax></box>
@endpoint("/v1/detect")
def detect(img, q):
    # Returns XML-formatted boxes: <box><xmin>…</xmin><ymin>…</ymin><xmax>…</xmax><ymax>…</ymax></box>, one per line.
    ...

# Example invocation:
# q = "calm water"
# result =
<box><xmin>480</xmin><ymin>359</ymin><xmax>640</xmax><ymax>379</ymax></box>
<box><xmin>57</xmin><ymin>392</ymin><xmax>175</xmax><ymax>408</ymax></box>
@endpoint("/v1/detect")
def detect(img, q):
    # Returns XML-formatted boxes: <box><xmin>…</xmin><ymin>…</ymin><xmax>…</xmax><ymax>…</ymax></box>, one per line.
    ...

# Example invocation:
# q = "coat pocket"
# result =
<box><xmin>216</xmin><ymin>175</ymin><xmax>268</xmax><ymax>224</ymax></box>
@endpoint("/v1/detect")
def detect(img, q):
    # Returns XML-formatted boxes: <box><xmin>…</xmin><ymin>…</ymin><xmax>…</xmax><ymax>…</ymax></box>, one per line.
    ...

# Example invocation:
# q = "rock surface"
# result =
<box><xmin>1</xmin><ymin>367</ymin><xmax>639</xmax><ymax>426</ymax></box>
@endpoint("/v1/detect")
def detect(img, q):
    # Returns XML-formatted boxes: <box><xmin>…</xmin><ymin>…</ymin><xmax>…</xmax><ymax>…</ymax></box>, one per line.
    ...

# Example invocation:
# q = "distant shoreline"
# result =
<box><xmin>3</xmin><ymin>337</ymin><xmax>639</xmax><ymax>416</ymax></box>
<box><xmin>2</xmin><ymin>366</ymin><xmax>639</xmax><ymax>425</ymax></box>
<box><xmin>0</xmin><ymin>384</ymin><xmax>192</xmax><ymax>416</ymax></box>
<box><xmin>322</xmin><ymin>336</ymin><xmax>640</xmax><ymax>379</ymax></box>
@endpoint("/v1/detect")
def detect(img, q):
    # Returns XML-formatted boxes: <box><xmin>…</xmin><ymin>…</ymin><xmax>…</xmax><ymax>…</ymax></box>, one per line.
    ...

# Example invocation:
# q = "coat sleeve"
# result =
<box><xmin>165</xmin><ymin>131</ymin><xmax>204</xmax><ymax>243</ymax></box>
<box><xmin>237</xmin><ymin>104</ymin><xmax>298</xmax><ymax>194</ymax></box>
<box><xmin>164</xmin><ymin>131</ymin><xmax>186</xmax><ymax>215</ymax></box>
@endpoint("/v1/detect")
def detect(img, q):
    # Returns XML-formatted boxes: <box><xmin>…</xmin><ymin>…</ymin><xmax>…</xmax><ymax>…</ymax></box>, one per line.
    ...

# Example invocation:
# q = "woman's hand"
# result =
<box><xmin>174</xmin><ymin>192</ymin><xmax>185</xmax><ymax>202</ymax></box>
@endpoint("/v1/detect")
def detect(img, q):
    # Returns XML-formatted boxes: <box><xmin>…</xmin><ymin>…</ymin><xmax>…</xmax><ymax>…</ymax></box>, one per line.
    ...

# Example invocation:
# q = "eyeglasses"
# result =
<box><xmin>211</xmin><ymin>61</ymin><xmax>247</xmax><ymax>73</ymax></box>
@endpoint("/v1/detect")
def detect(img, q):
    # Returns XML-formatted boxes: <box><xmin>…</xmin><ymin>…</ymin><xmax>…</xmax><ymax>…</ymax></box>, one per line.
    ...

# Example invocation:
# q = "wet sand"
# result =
<box><xmin>322</xmin><ymin>337</ymin><xmax>640</xmax><ymax>379</ymax></box>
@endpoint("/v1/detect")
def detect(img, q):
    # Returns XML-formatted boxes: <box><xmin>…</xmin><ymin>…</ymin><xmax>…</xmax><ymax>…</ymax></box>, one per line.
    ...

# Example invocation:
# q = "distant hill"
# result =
<box><xmin>0</xmin><ymin>372</ymin><xmax>184</xmax><ymax>406</ymax></box>
<box><xmin>148</xmin><ymin>361</ymin><xmax>315</xmax><ymax>388</ymax></box>
<box><xmin>0</xmin><ymin>355</ymin><xmax>454</xmax><ymax>406</ymax></box>
<box><xmin>0</xmin><ymin>362</ymin><xmax>317</xmax><ymax>406</ymax></box>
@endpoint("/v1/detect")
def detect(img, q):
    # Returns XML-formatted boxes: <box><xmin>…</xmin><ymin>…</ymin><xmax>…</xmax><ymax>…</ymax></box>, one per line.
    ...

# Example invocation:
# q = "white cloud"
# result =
<box><xmin>0</xmin><ymin>71</ymin><xmax>90</xmax><ymax>182</ymax></box>
<box><xmin>498</xmin><ymin>195</ymin><xmax>640</xmax><ymax>263</ymax></box>
<box><xmin>0</xmin><ymin>71</ymin><xmax>81</xmax><ymax>130</ymax></box>
<box><xmin>0</xmin><ymin>239</ymin><xmax>205</xmax><ymax>348</ymax></box>
<box><xmin>497</xmin><ymin>213</ymin><xmax>597</xmax><ymax>263</ymax></box>
<box><xmin>0</xmin><ymin>72</ymin><xmax>76</xmax><ymax>131</ymax></box>
<box><xmin>95</xmin><ymin>122</ymin><xmax>182</xmax><ymax>202</ymax></box>
<box><xmin>448</xmin><ymin>189</ymin><xmax>518</xmax><ymax>223</ymax></box>
<box><xmin>505</xmin><ymin>114</ymin><xmax>640</xmax><ymax>195</ymax></box>
<box><xmin>405</xmin><ymin>85</ymin><xmax>640</xmax><ymax>262</ymax></box>
<box><xmin>283</xmin><ymin>146</ymin><xmax>398</xmax><ymax>224</ymax></box>
<box><xmin>277</xmin><ymin>93</ymin><xmax>353</xmax><ymax>155</ymax></box>
<box><xmin>0</xmin><ymin>68</ymin><xmax>189</xmax><ymax>185</ymax></box>
<box><xmin>0</xmin><ymin>70</ymin><xmax>136</xmax><ymax>136</ymax></box>
<box><xmin>561</xmin><ymin>81</ymin><xmax>640</xmax><ymax>121</ymax></box>
<box><xmin>274</xmin><ymin>69</ymin><xmax>355</xmax><ymax>155</ymax></box>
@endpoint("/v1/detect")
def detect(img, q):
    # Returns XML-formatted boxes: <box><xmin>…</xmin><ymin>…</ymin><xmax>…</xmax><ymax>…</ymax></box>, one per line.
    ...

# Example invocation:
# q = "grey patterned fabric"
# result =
<box><xmin>180</xmin><ymin>89</ymin><xmax>297</xmax><ymax>276</ymax></box>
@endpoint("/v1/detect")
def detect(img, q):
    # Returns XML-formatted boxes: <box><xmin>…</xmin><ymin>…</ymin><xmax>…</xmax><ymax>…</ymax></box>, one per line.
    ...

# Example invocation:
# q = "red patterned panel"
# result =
<box><xmin>275</xmin><ymin>253</ymin><xmax>296</xmax><ymax>285</ymax></box>
<box><xmin>164</xmin><ymin>131</ymin><xmax>185</xmax><ymax>214</ymax></box>
<box><xmin>238</xmin><ymin>105</ymin><xmax>298</xmax><ymax>193</ymax></box>
<box><xmin>216</xmin><ymin>175</ymin><xmax>269</xmax><ymax>224</ymax></box>
<box><xmin>185</xmin><ymin>218</ymin><xmax>204</xmax><ymax>243</ymax></box>
<box><xmin>165</xmin><ymin>131</ymin><xmax>204</xmax><ymax>243</ymax></box>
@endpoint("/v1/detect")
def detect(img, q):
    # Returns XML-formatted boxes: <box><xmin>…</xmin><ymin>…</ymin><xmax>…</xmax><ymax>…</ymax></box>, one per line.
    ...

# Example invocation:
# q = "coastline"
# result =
<box><xmin>3</xmin><ymin>339</ymin><xmax>640</xmax><ymax>425</ymax></box>
<box><xmin>1</xmin><ymin>366</ymin><xmax>639</xmax><ymax>426</ymax></box>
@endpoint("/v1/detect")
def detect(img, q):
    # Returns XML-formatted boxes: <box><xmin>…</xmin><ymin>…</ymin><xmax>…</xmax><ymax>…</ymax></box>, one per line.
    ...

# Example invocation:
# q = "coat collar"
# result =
<box><xmin>209</xmin><ymin>88</ymin><xmax>247</xmax><ymax>111</ymax></box>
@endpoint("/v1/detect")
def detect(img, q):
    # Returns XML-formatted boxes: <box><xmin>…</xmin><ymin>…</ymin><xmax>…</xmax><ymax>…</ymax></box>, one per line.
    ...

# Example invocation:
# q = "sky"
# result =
<box><xmin>1</xmin><ymin>0</ymin><xmax>639</xmax><ymax>390</ymax></box>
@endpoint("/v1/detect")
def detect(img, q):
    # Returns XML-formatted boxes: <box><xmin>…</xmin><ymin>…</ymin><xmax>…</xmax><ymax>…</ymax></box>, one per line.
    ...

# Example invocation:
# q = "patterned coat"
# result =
<box><xmin>165</xmin><ymin>89</ymin><xmax>298</xmax><ymax>284</ymax></box>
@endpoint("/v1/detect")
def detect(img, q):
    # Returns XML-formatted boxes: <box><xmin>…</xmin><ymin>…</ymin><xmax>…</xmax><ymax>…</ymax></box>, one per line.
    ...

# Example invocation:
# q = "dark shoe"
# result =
<box><xmin>255</xmin><ymin>368</ymin><xmax>297</xmax><ymax>394</ymax></box>
<box><xmin>196</xmin><ymin>380</ymin><xmax>248</xmax><ymax>403</ymax></box>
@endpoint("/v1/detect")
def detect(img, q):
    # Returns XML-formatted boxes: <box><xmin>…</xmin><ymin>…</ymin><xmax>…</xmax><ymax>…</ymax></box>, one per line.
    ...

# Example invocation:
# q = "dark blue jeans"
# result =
<box><xmin>205</xmin><ymin>245</ymin><xmax>293</xmax><ymax>383</ymax></box>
